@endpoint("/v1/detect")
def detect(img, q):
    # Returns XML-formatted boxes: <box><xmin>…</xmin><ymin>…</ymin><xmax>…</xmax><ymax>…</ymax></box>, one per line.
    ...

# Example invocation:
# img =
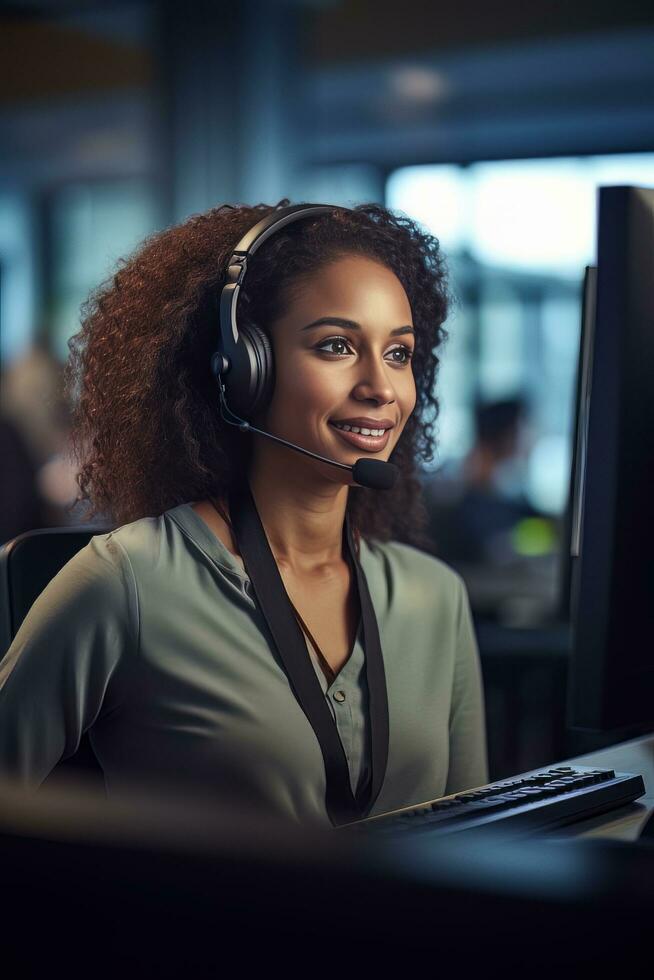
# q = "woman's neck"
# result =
<box><xmin>246</xmin><ymin>453</ymin><xmax>350</xmax><ymax>576</ymax></box>
<box><xmin>226</xmin><ymin>447</ymin><xmax>349</xmax><ymax>576</ymax></box>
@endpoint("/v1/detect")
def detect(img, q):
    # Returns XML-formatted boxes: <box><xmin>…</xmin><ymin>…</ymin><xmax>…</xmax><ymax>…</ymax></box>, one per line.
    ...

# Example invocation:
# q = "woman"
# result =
<box><xmin>0</xmin><ymin>200</ymin><xmax>488</xmax><ymax>827</ymax></box>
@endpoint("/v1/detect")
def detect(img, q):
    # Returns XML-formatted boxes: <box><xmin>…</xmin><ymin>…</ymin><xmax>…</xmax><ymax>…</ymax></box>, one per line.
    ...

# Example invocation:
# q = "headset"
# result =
<box><xmin>209</xmin><ymin>203</ymin><xmax>398</xmax><ymax>491</ymax></box>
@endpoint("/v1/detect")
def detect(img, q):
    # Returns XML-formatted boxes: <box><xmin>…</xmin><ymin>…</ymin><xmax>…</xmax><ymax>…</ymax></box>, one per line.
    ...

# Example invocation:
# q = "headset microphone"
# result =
<box><xmin>217</xmin><ymin>377</ymin><xmax>398</xmax><ymax>491</ymax></box>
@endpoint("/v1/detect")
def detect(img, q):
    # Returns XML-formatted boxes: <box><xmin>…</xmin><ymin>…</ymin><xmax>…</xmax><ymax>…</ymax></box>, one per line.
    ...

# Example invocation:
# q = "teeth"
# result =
<box><xmin>333</xmin><ymin>422</ymin><xmax>386</xmax><ymax>437</ymax></box>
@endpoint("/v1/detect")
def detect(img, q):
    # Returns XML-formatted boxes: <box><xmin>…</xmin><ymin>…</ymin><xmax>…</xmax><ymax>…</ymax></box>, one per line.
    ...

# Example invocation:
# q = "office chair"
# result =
<box><xmin>0</xmin><ymin>524</ymin><xmax>114</xmax><ymax>789</ymax></box>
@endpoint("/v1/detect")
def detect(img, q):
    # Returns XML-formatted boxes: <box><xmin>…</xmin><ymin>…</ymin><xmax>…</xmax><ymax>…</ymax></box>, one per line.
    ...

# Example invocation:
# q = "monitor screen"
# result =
<box><xmin>567</xmin><ymin>185</ymin><xmax>654</xmax><ymax>732</ymax></box>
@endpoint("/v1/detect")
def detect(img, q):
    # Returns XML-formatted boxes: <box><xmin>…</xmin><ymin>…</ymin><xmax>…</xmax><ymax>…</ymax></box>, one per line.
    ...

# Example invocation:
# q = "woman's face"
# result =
<box><xmin>254</xmin><ymin>254</ymin><xmax>417</xmax><ymax>485</ymax></box>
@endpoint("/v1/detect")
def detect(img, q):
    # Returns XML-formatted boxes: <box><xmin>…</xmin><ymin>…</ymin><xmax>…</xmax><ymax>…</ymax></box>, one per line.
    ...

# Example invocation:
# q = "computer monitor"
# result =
<box><xmin>567</xmin><ymin>185</ymin><xmax>654</xmax><ymax>732</ymax></box>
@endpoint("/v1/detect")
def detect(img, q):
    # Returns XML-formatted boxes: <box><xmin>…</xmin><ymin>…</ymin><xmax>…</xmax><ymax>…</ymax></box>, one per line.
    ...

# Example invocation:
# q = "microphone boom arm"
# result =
<box><xmin>218</xmin><ymin>383</ymin><xmax>351</xmax><ymax>471</ymax></box>
<box><xmin>217</xmin><ymin>381</ymin><xmax>398</xmax><ymax>491</ymax></box>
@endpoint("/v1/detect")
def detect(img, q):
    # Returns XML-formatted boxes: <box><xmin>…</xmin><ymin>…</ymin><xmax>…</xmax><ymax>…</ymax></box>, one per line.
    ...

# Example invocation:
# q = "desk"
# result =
<box><xmin>541</xmin><ymin>730</ymin><xmax>654</xmax><ymax>841</ymax></box>
<box><xmin>1</xmin><ymin>745</ymin><xmax>653</xmax><ymax>971</ymax></box>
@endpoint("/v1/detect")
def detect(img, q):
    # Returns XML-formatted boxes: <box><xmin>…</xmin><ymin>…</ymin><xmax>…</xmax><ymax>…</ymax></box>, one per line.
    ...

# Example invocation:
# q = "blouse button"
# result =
<box><xmin>333</xmin><ymin>690</ymin><xmax>346</xmax><ymax>703</ymax></box>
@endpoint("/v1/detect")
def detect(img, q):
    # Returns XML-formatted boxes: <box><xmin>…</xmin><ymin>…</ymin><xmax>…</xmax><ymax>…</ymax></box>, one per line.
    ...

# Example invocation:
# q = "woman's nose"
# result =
<box><xmin>351</xmin><ymin>355</ymin><xmax>396</xmax><ymax>405</ymax></box>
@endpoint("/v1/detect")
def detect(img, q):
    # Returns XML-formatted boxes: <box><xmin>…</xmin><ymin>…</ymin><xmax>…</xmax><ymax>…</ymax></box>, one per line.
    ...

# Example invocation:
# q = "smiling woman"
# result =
<box><xmin>235</xmin><ymin>252</ymin><xmax>419</xmax><ymax>540</ymax></box>
<box><xmin>57</xmin><ymin>201</ymin><xmax>451</xmax><ymax>543</ymax></box>
<box><xmin>0</xmin><ymin>200</ymin><xmax>488</xmax><ymax>826</ymax></box>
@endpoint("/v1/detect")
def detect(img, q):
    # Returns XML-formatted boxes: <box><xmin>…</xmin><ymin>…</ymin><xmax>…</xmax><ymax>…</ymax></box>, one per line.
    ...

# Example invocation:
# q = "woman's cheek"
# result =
<box><xmin>291</xmin><ymin>362</ymin><xmax>340</xmax><ymax>403</ymax></box>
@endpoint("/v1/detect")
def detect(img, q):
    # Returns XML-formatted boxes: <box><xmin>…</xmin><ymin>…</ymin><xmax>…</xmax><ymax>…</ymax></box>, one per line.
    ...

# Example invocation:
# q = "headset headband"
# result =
<box><xmin>219</xmin><ymin>204</ymin><xmax>347</xmax><ymax>352</ymax></box>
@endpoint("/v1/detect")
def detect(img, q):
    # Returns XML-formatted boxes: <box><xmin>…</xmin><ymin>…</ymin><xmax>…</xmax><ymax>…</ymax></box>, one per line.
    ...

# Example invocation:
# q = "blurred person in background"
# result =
<box><xmin>421</xmin><ymin>397</ymin><xmax>561</xmax><ymax>624</ymax></box>
<box><xmin>0</xmin><ymin>413</ymin><xmax>46</xmax><ymax>544</ymax></box>
<box><xmin>1</xmin><ymin>341</ymin><xmax>81</xmax><ymax>543</ymax></box>
<box><xmin>422</xmin><ymin>397</ymin><xmax>540</xmax><ymax>565</ymax></box>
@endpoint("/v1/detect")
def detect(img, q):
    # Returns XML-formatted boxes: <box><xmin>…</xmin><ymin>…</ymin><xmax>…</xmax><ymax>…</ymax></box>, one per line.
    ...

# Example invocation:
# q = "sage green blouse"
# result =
<box><xmin>0</xmin><ymin>502</ymin><xmax>488</xmax><ymax>827</ymax></box>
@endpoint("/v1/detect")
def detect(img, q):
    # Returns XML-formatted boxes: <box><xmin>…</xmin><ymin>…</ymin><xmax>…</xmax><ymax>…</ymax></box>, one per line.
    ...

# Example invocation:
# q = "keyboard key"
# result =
<box><xmin>471</xmin><ymin>796</ymin><xmax>513</xmax><ymax>813</ymax></box>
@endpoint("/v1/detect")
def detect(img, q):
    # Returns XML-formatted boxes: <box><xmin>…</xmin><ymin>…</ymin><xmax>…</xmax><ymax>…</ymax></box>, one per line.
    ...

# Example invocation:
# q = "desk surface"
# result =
<box><xmin>542</xmin><ymin>731</ymin><xmax>654</xmax><ymax>841</ymax></box>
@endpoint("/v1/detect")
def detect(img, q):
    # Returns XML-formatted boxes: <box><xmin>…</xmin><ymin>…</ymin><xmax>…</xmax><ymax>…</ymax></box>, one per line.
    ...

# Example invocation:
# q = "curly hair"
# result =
<box><xmin>64</xmin><ymin>198</ymin><xmax>452</xmax><ymax>549</ymax></box>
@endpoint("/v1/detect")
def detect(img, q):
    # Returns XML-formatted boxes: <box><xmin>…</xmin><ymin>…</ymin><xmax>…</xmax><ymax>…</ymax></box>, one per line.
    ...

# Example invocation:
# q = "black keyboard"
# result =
<box><xmin>341</xmin><ymin>765</ymin><xmax>646</xmax><ymax>838</ymax></box>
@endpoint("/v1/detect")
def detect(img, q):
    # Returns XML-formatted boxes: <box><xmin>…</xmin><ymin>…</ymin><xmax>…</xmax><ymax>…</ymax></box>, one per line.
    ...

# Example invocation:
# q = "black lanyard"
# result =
<box><xmin>227</xmin><ymin>480</ymin><xmax>389</xmax><ymax>827</ymax></box>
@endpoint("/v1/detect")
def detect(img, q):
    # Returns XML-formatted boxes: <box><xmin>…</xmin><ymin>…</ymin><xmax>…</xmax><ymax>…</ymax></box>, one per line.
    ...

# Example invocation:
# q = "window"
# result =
<box><xmin>387</xmin><ymin>153</ymin><xmax>654</xmax><ymax>623</ymax></box>
<box><xmin>48</xmin><ymin>179</ymin><xmax>158</xmax><ymax>362</ymax></box>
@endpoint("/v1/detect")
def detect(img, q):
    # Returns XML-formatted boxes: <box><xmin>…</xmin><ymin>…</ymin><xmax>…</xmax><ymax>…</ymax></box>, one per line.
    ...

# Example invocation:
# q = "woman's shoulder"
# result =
<box><xmin>88</xmin><ymin>503</ymin><xmax>190</xmax><ymax>569</ymax></box>
<box><xmin>361</xmin><ymin>536</ymin><xmax>465</xmax><ymax>604</ymax></box>
<box><xmin>1</xmin><ymin>523</ymin><xmax>140</xmax><ymax>659</ymax></box>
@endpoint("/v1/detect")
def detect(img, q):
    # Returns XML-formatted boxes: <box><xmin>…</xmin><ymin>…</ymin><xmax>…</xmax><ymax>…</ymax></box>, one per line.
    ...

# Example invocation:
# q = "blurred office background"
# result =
<box><xmin>2</xmin><ymin>0</ymin><xmax>653</xmax><ymax>777</ymax></box>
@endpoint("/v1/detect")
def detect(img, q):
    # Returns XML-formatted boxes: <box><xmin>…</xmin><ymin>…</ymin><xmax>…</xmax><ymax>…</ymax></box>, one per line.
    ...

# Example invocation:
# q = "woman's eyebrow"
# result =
<box><xmin>301</xmin><ymin>316</ymin><xmax>415</xmax><ymax>337</ymax></box>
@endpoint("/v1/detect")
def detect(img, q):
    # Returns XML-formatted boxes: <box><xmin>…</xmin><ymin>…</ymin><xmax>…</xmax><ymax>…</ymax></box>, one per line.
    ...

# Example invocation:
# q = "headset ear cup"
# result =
<box><xmin>247</xmin><ymin>325</ymin><xmax>274</xmax><ymax>419</ymax></box>
<box><xmin>226</xmin><ymin>324</ymin><xmax>274</xmax><ymax>421</ymax></box>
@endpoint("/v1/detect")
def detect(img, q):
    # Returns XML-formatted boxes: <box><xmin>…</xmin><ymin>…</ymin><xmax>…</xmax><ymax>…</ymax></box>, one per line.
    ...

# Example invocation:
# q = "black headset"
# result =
<box><xmin>208</xmin><ymin>202</ymin><xmax>398</xmax><ymax>491</ymax></box>
<box><xmin>210</xmin><ymin>203</ymin><xmax>345</xmax><ymax>421</ymax></box>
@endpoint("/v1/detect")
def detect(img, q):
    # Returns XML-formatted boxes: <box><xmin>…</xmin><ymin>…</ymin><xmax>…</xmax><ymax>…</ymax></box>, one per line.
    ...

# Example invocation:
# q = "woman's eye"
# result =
<box><xmin>388</xmin><ymin>346</ymin><xmax>414</xmax><ymax>364</ymax></box>
<box><xmin>316</xmin><ymin>337</ymin><xmax>414</xmax><ymax>364</ymax></box>
<box><xmin>317</xmin><ymin>337</ymin><xmax>351</xmax><ymax>355</ymax></box>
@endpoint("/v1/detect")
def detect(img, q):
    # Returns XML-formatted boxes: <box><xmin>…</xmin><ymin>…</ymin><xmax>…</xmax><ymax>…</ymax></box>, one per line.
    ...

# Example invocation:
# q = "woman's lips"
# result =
<box><xmin>329</xmin><ymin>421</ymin><xmax>391</xmax><ymax>452</ymax></box>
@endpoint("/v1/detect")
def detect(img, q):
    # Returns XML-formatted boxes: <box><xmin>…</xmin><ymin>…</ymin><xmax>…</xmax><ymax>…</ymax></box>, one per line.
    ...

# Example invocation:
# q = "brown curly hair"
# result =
<box><xmin>64</xmin><ymin>199</ymin><xmax>452</xmax><ymax>549</ymax></box>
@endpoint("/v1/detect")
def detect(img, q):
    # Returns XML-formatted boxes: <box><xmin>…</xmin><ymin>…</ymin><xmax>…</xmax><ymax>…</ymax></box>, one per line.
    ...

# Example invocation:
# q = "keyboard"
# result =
<box><xmin>340</xmin><ymin>765</ymin><xmax>646</xmax><ymax>839</ymax></box>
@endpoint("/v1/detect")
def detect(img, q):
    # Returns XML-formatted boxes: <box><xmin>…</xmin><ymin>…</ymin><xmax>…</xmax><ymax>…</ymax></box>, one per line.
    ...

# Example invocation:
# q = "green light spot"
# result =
<box><xmin>511</xmin><ymin>517</ymin><xmax>556</xmax><ymax>556</ymax></box>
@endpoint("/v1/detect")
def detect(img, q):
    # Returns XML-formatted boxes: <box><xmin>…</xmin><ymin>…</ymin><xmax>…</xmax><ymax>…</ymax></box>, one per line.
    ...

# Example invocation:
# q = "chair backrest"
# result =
<box><xmin>0</xmin><ymin>524</ymin><xmax>114</xmax><ymax>787</ymax></box>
